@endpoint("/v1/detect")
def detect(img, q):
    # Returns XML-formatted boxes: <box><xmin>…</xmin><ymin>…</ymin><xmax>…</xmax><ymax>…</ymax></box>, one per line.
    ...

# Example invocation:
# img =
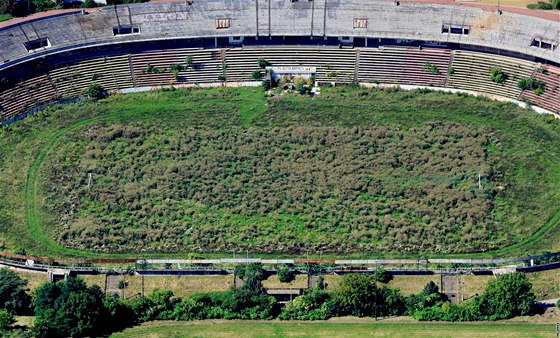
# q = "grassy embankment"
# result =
<box><xmin>109</xmin><ymin>320</ymin><xmax>557</xmax><ymax>338</ymax></box>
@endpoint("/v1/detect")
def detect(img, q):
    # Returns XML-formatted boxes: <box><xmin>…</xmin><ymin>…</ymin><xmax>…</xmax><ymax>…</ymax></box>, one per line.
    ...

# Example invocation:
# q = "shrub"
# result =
<box><xmin>518</xmin><ymin>77</ymin><xmax>546</xmax><ymax>95</ymax></box>
<box><xmin>171</xmin><ymin>298</ymin><xmax>206</xmax><ymax>320</ymax></box>
<box><xmin>185</xmin><ymin>55</ymin><xmax>194</xmax><ymax>68</ymax></box>
<box><xmin>257</xmin><ymin>58</ymin><xmax>269</xmax><ymax>68</ymax></box>
<box><xmin>448</xmin><ymin>67</ymin><xmax>456</xmax><ymax>75</ymax></box>
<box><xmin>189</xmin><ymin>289</ymin><xmax>277</xmax><ymax>320</ymax></box>
<box><xmin>490</xmin><ymin>67</ymin><xmax>507</xmax><ymax>84</ymax></box>
<box><xmin>261</xmin><ymin>79</ymin><xmax>272</xmax><ymax>91</ymax></box>
<box><xmin>85</xmin><ymin>83</ymin><xmax>105</xmax><ymax>100</ymax></box>
<box><xmin>144</xmin><ymin>64</ymin><xmax>166</xmax><ymax>74</ymax></box>
<box><xmin>279</xmin><ymin>289</ymin><xmax>333</xmax><ymax>320</ymax></box>
<box><xmin>527</xmin><ymin>1</ymin><xmax>554</xmax><ymax>9</ymax></box>
<box><xmin>251</xmin><ymin>70</ymin><xmax>263</xmax><ymax>80</ymax></box>
<box><xmin>423</xmin><ymin>61</ymin><xmax>440</xmax><ymax>75</ymax></box>
<box><xmin>295</xmin><ymin>83</ymin><xmax>310</xmax><ymax>95</ymax></box>
<box><xmin>422</xmin><ymin>281</ymin><xmax>439</xmax><ymax>295</ymax></box>
<box><xmin>102</xmin><ymin>294</ymin><xmax>136</xmax><ymax>332</ymax></box>
<box><xmin>0</xmin><ymin>309</ymin><xmax>14</xmax><ymax>332</ymax></box>
<box><xmin>117</xmin><ymin>280</ymin><xmax>127</xmax><ymax>290</ymax></box>
<box><xmin>373</xmin><ymin>266</ymin><xmax>392</xmax><ymax>283</ymax></box>
<box><xmin>277</xmin><ymin>265</ymin><xmax>295</xmax><ymax>283</ymax></box>
<box><xmin>81</xmin><ymin>0</ymin><xmax>98</xmax><ymax>8</ymax></box>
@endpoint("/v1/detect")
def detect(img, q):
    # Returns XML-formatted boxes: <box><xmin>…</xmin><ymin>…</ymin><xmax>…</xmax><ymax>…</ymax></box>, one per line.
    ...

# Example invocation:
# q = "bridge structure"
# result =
<box><xmin>1</xmin><ymin>250</ymin><xmax>559</xmax><ymax>275</ymax></box>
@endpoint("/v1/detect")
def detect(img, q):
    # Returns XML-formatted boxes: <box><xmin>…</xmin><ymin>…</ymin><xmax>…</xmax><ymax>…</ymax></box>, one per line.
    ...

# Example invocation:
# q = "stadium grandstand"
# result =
<box><xmin>0</xmin><ymin>0</ymin><xmax>559</xmax><ymax>121</ymax></box>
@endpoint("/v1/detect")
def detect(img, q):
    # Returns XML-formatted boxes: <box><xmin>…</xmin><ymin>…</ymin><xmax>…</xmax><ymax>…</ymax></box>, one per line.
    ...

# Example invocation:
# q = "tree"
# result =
<box><xmin>239</xmin><ymin>263</ymin><xmax>266</xmax><ymax>294</ymax></box>
<box><xmin>277</xmin><ymin>265</ymin><xmax>295</xmax><ymax>283</ymax></box>
<box><xmin>80</xmin><ymin>0</ymin><xmax>98</xmax><ymax>8</ymax></box>
<box><xmin>0</xmin><ymin>0</ymin><xmax>14</xmax><ymax>15</ymax></box>
<box><xmin>102</xmin><ymin>294</ymin><xmax>135</xmax><ymax>332</ymax></box>
<box><xmin>85</xmin><ymin>83</ymin><xmax>105</xmax><ymax>100</ymax></box>
<box><xmin>332</xmin><ymin>274</ymin><xmax>379</xmax><ymax>317</ymax></box>
<box><xmin>316</xmin><ymin>276</ymin><xmax>327</xmax><ymax>290</ymax></box>
<box><xmin>33</xmin><ymin>277</ymin><xmax>105</xmax><ymax>337</ymax></box>
<box><xmin>478</xmin><ymin>272</ymin><xmax>536</xmax><ymax>319</ymax></box>
<box><xmin>0</xmin><ymin>269</ymin><xmax>31</xmax><ymax>315</ymax></box>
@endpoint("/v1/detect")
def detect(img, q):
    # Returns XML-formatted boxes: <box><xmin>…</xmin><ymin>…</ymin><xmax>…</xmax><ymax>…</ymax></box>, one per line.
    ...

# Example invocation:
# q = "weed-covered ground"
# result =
<box><xmin>1</xmin><ymin>86</ymin><xmax>560</xmax><ymax>257</ymax></box>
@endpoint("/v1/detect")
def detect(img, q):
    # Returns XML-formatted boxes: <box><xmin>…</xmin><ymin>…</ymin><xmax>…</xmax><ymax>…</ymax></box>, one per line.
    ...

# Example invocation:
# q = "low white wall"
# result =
<box><xmin>359</xmin><ymin>82</ymin><xmax>560</xmax><ymax>119</ymax></box>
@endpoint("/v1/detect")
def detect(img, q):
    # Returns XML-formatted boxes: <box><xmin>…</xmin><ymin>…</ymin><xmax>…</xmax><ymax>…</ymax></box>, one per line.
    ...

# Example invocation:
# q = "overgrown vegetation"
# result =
<box><xmin>277</xmin><ymin>265</ymin><xmax>295</xmax><ymax>283</ymax></box>
<box><xmin>1</xmin><ymin>86</ymin><xmax>560</xmax><ymax>258</ymax></box>
<box><xmin>527</xmin><ymin>0</ymin><xmax>560</xmax><ymax>9</ymax></box>
<box><xmin>84</xmin><ymin>83</ymin><xmax>105</xmax><ymax>100</ymax></box>
<box><xmin>41</xmin><ymin>122</ymin><xmax>499</xmax><ymax>253</ymax></box>
<box><xmin>490</xmin><ymin>67</ymin><xmax>507</xmax><ymax>84</ymax></box>
<box><xmin>423</xmin><ymin>62</ymin><xmax>440</xmax><ymax>75</ymax></box>
<box><xmin>411</xmin><ymin>273</ymin><xmax>536</xmax><ymax>321</ymax></box>
<box><xmin>0</xmin><ymin>269</ymin><xmax>539</xmax><ymax>336</ymax></box>
<box><xmin>257</xmin><ymin>58</ymin><xmax>269</xmax><ymax>69</ymax></box>
<box><xmin>518</xmin><ymin>77</ymin><xmax>546</xmax><ymax>95</ymax></box>
<box><xmin>251</xmin><ymin>69</ymin><xmax>263</xmax><ymax>80</ymax></box>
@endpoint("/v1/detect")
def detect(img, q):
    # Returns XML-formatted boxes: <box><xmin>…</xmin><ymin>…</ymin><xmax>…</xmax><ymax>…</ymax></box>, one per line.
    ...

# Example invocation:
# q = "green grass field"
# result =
<box><xmin>0</xmin><ymin>13</ymin><xmax>13</xmax><ymax>22</ymax></box>
<box><xmin>1</xmin><ymin>86</ymin><xmax>560</xmax><ymax>258</ymax></box>
<box><xmin>109</xmin><ymin>320</ymin><xmax>556</xmax><ymax>337</ymax></box>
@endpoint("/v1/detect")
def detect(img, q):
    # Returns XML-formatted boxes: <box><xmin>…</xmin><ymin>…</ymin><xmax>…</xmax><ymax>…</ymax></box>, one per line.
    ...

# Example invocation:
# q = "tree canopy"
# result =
<box><xmin>479</xmin><ymin>272</ymin><xmax>536</xmax><ymax>319</ymax></box>
<box><xmin>0</xmin><ymin>269</ymin><xmax>30</xmax><ymax>315</ymax></box>
<box><xmin>33</xmin><ymin>277</ymin><xmax>105</xmax><ymax>338</ymax></box>
<box><xmin>332</xmin><ymin>274</ymin><xmax>380</xmax><ymax>317</ymax></box>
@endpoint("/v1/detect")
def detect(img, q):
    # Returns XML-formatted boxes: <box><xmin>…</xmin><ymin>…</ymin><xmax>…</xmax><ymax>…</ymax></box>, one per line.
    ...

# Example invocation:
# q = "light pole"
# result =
<box><xmin>375</xmin><ymin>286</ymin><xmax>378</xmax><ymax>321</ymax></box>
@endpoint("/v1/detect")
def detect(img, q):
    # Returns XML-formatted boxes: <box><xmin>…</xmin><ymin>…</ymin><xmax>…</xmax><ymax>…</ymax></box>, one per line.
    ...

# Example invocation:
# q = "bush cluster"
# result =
<box><xmin>411</xmin><ymin>273</ymin><xmax>536</xmax><ymax>321</ymax></box>
<box><xmin>518</xmin><ymin>77</ymin><xmax>546</xmax><ymax>95</ymax></box>
<box><xmin>490</xmin><ymin>67</ymin><xmax>507</xmax><ymax>84</ymax></box>
<box><xmin>423</xmin><ymin>62</ymin><xmax>441</xmax><ymax>75</ymax></box>
<box><xmin>0</xmin><ymin>267</ymin><xmax>539</xmax><ymax>336</ymax></box>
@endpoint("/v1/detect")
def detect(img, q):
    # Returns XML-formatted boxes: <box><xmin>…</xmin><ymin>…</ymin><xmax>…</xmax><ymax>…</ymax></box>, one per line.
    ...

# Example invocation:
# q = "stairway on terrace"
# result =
<box><xmin>519</xmin><ymin>64</ymin><xmax>560</xmax><ymax>114</ymax></box>
<box><xmin>131</xmin><ymin>48</ymin><xmax>224</xmax><ymax>87</ymax></box>
<box><xmin>225</xmin><ymin>46</ymin><xmax>356</xmax><ymax>83</ymax></box>
<box><xmin>48</xmin><ymin>55</ymin><xmax>133</xmax><ymax>98</ymax></box>
<box><xmin>448</xmin><ymin>50</ymin><xmax>536</xmax><ymax>100</ymax></box>
<box><xmin>0</xmin><ymin>74</ymin><xmax>57</xmax><ymax>119</ymax></box>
